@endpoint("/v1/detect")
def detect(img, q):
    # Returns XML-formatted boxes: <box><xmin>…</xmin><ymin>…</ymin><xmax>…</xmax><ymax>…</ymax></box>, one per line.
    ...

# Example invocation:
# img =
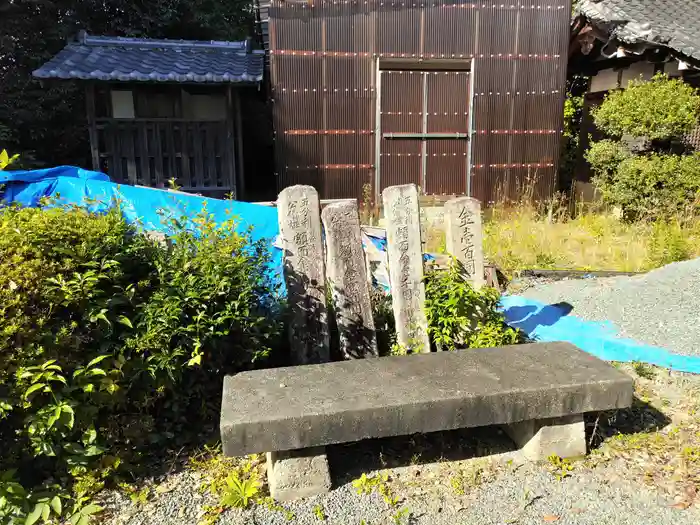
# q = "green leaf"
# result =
<box><xmin>117</xmin><ymin>316</ymin><xmax>133</xmax><ymax>329</ymax></box>
<box><xmin>41</xmin><ymin>502</ymin><xmax>50</xmax><ymax>521</ymax></box>
<box><xmin>47</xmin><ymin>405</ymin><xmax>61</xmax><ymax>428</ymax></box>
<box><xmin>24</xmin><ymin>383</ymin><xmax>47</xmax><ymax>398</ymax></box>
<box><xmin>25</xmin><ymin>504</ymin><xmax>43</xmax><ymax>525</ymax></box>
<box><xmin>81</xmin><ymin>504</ymin><xmax>103</xmax><ymax>515</ymax></box>
<box><xmin>84</xmin><ymin>445</ymin><xmax>105</xmax><ymax>457</ymax></box>
<box><xmin>48</xmin><ymin>373</ymin><xmax>67</xmax><ymax>385</ymax></box>
<box><xmin>50</xmin><ymin>496</ymin><xmax>62</xmax><ymax>516</ymax></box>
<box><xmin>39</xmin><ymin>442</ymin><xmax>56</xmax><ymax>457</ymax></box>
<box><xmin>61</xmin><ymin>404</ymin><xmax>75</xmax><ymax>429</ymax></box>
<box><xmin>87</xmin><ymin>355</ymin><xmax>109</xmax><ymax>368</ymax></box>
<box><xmin>82</xmin><ymin>426</ymin><xmax>97</xmax><ymax>445</ymax></box>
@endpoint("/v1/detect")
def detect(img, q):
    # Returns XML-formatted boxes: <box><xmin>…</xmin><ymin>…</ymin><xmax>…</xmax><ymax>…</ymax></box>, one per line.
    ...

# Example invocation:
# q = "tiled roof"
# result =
<box><xmin>33</xmin><ymin>33</ymin><xmax>264</xmax><ymax>84</ymax></box>
<box><xmin>578</xmin><ymin>0</ymin><xmax>700</xmax><ymax>62</ymax></box>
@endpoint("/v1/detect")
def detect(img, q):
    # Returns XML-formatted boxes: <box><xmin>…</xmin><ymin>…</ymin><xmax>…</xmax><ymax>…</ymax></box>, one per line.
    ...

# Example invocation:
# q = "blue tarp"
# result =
<box><xmin>4</xmin><ymin>166</ymin><xmax>700</xmax><ymax>373</ymax></box>
<box><xmin>500</xmin><ymin>295</ymin><xmax>700</xmax><ymax>374</ymax></box>
<box><xmin>1</xmin><ymin>166</ymin><xmax>284</xmax><ymax>289</ymax></box>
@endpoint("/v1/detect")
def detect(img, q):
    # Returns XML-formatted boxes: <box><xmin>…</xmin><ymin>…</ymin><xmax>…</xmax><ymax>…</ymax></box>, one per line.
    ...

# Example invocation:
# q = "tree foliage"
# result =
<box><xmin>592</xmin><ymin>73</ymin><xmax>700</xmax><ymax>141</ymax></box>
<box><xmin>587</xmin><ymin>74</ymin><xmax>700</xmax><ymax>220</ymax></box>
<box><xmin>0</xmin><ymin>0</ymin><xmax>255</xmax><ymax>168</ymax></box>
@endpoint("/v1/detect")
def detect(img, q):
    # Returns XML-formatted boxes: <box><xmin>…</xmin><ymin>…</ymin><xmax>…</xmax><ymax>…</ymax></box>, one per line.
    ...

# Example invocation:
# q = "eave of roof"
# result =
<box><xmin>33</xmin><ymin>32</ymin><xmax>264</xmax><ymax>84</ymax></box>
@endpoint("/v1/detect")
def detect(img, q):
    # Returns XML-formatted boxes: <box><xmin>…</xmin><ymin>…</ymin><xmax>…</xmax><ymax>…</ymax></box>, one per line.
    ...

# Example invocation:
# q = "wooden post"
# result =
<box><xmin>233</xmin><ymin>87</ymin><xmax>246</xmax><ymax>199</ymax></box>
<box><xmin>85</xmin><ymin>84</ymin><xmax>100</xmax><ymax>171</ymax></box>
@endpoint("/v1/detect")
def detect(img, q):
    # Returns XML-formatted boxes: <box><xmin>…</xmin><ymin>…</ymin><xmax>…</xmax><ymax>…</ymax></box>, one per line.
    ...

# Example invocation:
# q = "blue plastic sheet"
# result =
<box><xmin>1</xmin><ymin>166</ymin><xmax>283</xmax><ymax>290</ymax></box>
<box><xmin>501</xmin><ymin>295</ymin><xmax>700</xmax><ymax>374</ymax></box>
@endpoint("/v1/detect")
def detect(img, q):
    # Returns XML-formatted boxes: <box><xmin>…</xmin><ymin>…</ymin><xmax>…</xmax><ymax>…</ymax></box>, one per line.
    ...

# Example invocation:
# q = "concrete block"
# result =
<box><xmin>505</xmin><ymin>414</ymin><xmax>586</xmax><ymax>460</ymax></box>
<box><xmin>221</xmin><ymin>342</ymin><xmax>633</xmax><ymax>456</ymax></box>
<box><xmin>266</xmin><ymin>447</ymin><xmax>332</xmax><ymax>501</ymax></box>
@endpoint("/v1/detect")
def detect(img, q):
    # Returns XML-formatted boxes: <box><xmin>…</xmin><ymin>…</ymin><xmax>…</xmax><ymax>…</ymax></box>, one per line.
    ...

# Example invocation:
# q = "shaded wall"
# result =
<box><xmin>265</xmin><ymin>0</ymin><xmax>570</xmax><ymax>202</ymax></box>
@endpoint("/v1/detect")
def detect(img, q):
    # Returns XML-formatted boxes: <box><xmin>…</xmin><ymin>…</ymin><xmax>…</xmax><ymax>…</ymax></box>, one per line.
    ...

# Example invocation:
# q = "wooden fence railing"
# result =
<box><xmin>96</xmin><ymin>119</ymin><xmax>235</xmax><ymax>195</ymax></box>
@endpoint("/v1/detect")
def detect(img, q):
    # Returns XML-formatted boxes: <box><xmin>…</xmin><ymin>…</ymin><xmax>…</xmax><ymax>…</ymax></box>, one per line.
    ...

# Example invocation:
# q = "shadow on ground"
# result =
<box><xmin>329</xmin><ymin>394</ymin><xmax>671</xmax><ymax>485</ymax></box>
<box><xmin>503</xmin><ymin>301</ymin><xmax>574</xmax><ymax>336</ymax></box>
<box><xmin>329</xmin><ymin>425</ymin><xmax>518</xmax><ymax>485</ymax></box>
<box><xmin>586</xmin><ymin>394</ymin><xmax>671</xmax><ymax>450</ymax></box>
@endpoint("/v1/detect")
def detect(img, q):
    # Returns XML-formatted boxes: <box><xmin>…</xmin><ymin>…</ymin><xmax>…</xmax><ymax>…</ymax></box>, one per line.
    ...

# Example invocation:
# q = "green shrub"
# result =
<box><xmin>592</xmin><ymin>74</ymin><xmax>700</xmax><ymax>140</ymax></box>
<box><xmin>585</xmin><ymin>139</ymin><xmax>631</xmax><ymax>182</ymax></box>
<box><xmin>0</xmin><ymin>204</ymin><xmax>282</xmax><ymax>524</ymax></box>
<box><xmin>589</xmin><ymin>152</ymin><xmax>700</xmax><ymax>220</ymax></box>
<box><xmin>647</xmin><ymin>220</ymin><xmax>692</xmax><ymax>266</ymax></box>
<box><xmin>424</xmin><ymin>261</ymin><xmax>522</xmax><ymax>351</ymax></box>
<box><xmin>587</xmin><ymin>74</ymin><xmax>700</xmax><ymax>220</ymax></box>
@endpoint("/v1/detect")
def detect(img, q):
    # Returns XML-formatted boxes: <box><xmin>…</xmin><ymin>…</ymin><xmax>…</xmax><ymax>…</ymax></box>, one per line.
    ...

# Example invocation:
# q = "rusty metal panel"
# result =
<box><xmin>425</xmin><ymin>139</ymin><xmax>469</xmax><ymax>194</ymax></box>
<box><xmin>267</xmin><ymin>0</ymin><xmax>571</xmax><ymax>201</ymax></box>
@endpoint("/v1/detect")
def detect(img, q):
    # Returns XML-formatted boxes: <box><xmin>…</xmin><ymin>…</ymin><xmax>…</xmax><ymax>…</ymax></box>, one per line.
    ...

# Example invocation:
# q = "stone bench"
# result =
<box><xmin>220</xmin><ymin>342</ymin><xmax>633</xmax><ymax>501</ymax></box>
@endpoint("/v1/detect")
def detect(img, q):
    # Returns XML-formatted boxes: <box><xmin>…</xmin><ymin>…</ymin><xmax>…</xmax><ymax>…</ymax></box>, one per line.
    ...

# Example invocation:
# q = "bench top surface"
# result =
<box><xmin>221</xmin><ymin>342</ymin><xmax>633</xmax><ymax>455</ymax></box>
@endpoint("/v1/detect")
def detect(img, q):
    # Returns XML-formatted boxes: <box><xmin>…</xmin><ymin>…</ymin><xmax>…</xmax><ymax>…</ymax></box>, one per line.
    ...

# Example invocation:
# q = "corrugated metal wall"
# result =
<box><xmin>264</xmin><ymin>0</ymin><xmax>570</xmax><ymax>202</ymax></box>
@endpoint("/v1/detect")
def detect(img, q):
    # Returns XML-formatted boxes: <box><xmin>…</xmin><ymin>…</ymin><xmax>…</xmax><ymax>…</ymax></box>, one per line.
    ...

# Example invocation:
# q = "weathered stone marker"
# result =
<box><xmin>382</xmin><ymin>184</ymin><xmax>430</xmax><ymax>353</ymax></box>
<box><xmin>272</xmin><ymin>185</ymin><xmax>331</xmax><ymax>501</ymax></box>
<box><xmin>445</xmin><ymin>196</ymin><xmax>485</xmax><ymax>289</ymax></box>
<box><xmin>277</xmin><ymin>185</ymin><xmax>329</xmax><ymax>364</ymax></box>
<box><xmin>321</xmin><ymin>201</ymin><xmax>378</xmax><ymax>359</ymax></box>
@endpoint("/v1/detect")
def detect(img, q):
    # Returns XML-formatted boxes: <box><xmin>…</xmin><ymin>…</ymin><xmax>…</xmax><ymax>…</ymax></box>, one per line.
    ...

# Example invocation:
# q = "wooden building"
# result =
<box><xmin>570</xmin><ymin>0</ymin><xmax>700</xmax><ymax>184</ymax></box>
<box><xmin>34</xmin><ymin>32</ymin><xmax>265</xmax><ymax>198</ymax></box>
<box><xmin>256</xmin><ymin>0</ymin><xmax>572</xmax><ymax>202</ymax></box>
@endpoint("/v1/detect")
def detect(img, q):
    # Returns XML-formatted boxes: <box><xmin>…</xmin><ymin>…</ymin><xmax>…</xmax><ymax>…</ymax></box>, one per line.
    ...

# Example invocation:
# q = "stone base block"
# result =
<box><xmin>266</xmin><ymin>447</ymin><xmax>332</xmax><ymax>502</ymax></box>
<box><xmin>505</xmin><ymin>414</ymin><xmax>586</xmax><ymax>461</ymax></box>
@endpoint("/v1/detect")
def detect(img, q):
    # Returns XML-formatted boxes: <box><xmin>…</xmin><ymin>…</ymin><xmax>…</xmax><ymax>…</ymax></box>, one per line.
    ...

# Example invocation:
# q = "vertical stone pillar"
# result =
<box><xmin>277</xmin><ymin>184</ymin><xmax>329</xmax><ymax>364</ymax></box>
<box><xmin>321</xmin><ymin>201</ymin><xmax>378</xmax><ymax>359</ymax></box>
<box><xmin>445</xmin><ymin>196</ymin><xmax>485</xmax><ymax>289</ymax></box>
<box><xmin>274</xmin><ymin>185</ymin><xmax>331</xmax><ymax>501</ymax></box>
<box><xmin>382</xmin><ymin>184</ymin><xmax>430</xmax><ymax>353</ymax></box>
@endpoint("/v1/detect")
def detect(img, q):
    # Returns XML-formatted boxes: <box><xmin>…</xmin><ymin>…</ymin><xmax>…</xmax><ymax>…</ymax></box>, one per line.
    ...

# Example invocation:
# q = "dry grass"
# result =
<box><xmin>482</xmin><ymin>201</ymin><xmax>700</xmax><ymax>274</ymax></box>
<box><xmin>586</xmin><ymin>364</ymin><xmax>700</xmax><ymax>508</ymax></box>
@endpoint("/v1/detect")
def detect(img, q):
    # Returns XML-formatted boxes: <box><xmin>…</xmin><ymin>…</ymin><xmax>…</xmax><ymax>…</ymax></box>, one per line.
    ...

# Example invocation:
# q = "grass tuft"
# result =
<box><xmin>483</xmin><ymin>202</ymin><xmax>700</xmax><ymax>275</ymax></box>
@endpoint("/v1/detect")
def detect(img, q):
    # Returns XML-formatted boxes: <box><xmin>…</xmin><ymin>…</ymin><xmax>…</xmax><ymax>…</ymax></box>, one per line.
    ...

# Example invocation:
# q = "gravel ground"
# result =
<box><xmin>100</xmin><ymin>454</ymin><xmax>700</xmax><ymax>525</ymax></box>
<box><xmin>100</xmin><ymin>369</ymin><xmax>700</xmax><ymax>525</ymax></box>
<box><xmin>514</xmin><ymin>258</ymin><xmax>700</xmax><ymax>356</ymax></box>
<box><xmin>97</xmin><ymin>262</ymin><xmax>700</xmax><ymax>525</ymax></box>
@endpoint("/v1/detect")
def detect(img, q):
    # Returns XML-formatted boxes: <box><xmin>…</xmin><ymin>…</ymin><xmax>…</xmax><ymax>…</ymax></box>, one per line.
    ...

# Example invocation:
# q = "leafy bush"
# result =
<box><xmin>589</xmin><ymin>151</ymin><xmax>700</xmax><ymax>220</ymax></box>
<box><xmin>587</xmin><ymin>74</ymin><xmax>700</xmax><ymax>220</ymax></box>
<box><xmin>592</xmin><ymin>74</ymin><xmax>700</xmax><ymax>140</ymax></box>
<box><xmin>585</xmin><ymin>139</ymin><xmax>631</xmax><ymax>181</ymax></box>
<box><xmin>424</xmin><ymin>262</ymin><xmax>522</xmax><ymax>351</ymax></box>
<box><xmin>0</xmin><ymin>204</ymin><xmax>282</xmax><ymax>523</ymax></box>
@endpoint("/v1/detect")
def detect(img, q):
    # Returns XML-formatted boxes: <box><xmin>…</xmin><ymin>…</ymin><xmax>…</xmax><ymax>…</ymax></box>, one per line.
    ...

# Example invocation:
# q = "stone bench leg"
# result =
<box><xmin>266</xmin><ymin>447</ymin><xmax>332</xmax><ymax>501</ymax></box>
<box><xmin>504</xmin><ymin>414</ymin><xmax>586</xmax><ymax>461</ymax></box>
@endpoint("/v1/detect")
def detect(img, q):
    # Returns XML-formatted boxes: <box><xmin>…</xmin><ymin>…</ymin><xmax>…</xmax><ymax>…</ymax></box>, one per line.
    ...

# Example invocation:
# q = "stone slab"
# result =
<box><xmin>221</xmin><ymin>342</ymin><xmax>633</xmax><ymax>456</ymax></box>
<box><xmin>266</xmin><ymin>448</ymin><xmax>332</xmax><ymax>501</ymax></box>
<box><xmin>277</xmin><ymin>185</ymin><xmax>329</xmax><ymax>364</ymax></box>
<box><xmin>505</xmin><ymin>414</ymin><xmax>586</xmax><ymax>460</ymax></box>
<box><xmin>445</xmin><ymin>196</ymin><xmax>485</xmax><ymax>289</ymax></box>
<box><xmin>321</xmin><ymin>201</ymin><xmax>378</xmax><ymax>359</ymax></box>
<box><xmin>382</xmin><ymin>184</ymin><xmax>430</xmax><ymax>353</ymax></box>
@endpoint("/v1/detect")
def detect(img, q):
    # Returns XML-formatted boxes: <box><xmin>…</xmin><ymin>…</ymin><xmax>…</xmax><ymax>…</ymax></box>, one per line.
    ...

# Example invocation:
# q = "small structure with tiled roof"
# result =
<box><xmin>569</xmin><ymin>0</ymin><xmax>700</xmax><ymax>186</ymax></box>
<box><xmin>34</xmin><ymin>31</ymin><xmax>266</xmax><ymax>197</ymax></box>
